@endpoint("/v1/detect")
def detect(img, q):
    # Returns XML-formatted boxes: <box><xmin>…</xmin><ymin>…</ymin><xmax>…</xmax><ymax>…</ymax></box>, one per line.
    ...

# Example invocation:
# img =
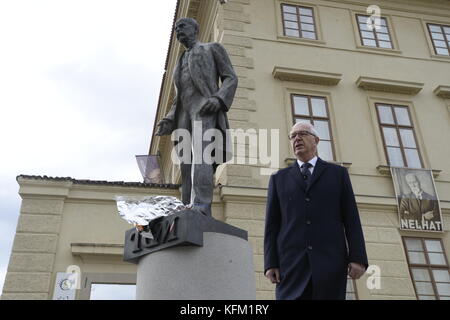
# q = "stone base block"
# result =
<box><xmin>136</xmin><ymin>232</ymin><xmax>256</xmax><ymax>300</ymax></box>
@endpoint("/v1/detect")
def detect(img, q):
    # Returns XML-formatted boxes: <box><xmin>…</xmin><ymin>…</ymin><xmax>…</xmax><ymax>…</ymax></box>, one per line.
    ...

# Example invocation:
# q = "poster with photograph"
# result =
<box><xmin>136</xmin><ymin>155</ymin><xmax>163</xmax><ymax>184</ymax></box>
<box><xmin>391</xmin><ymin>167</ymin><xmax>443</xmax><ymax>232</ymax></box>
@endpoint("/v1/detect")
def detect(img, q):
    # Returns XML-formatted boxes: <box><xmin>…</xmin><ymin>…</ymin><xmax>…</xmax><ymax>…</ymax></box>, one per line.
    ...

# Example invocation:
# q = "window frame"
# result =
<box><xmin>350</xmin><ymin>10</ymin><xmax>401</xmax><ymax>55</ymax></box>
<box><xmin>375</xmin><ymin>103</ymin><xmax>424</xmax><ymax>168</ymax></box>
<box><xmin>78</xmin><ymin>273</ymin><xmax>137</xmax><ymax>300</ymax></box>
<box><xmin>281</xmin><ymin>3</ymin><xmax>317</xmax><ymax>40</ymax></box>
<box><xmin>426</xmin><ymin>23</ymin><xmax>450</xmax><ymax>56</ymax></box>
<box><xmin>290</xmin><ymin>93</ymin><xmax>336</xmax><ymax>161</ymax></box>
<box><xmin>356</xmin><ymin>14</ymin><xmax>394</xmax><ymax>49</ymax></box>
<box><xmin>403</xmin><ymin>237</ymin><xmax>450</xmax><ymax>300</ymax></box>
<box><xmin>422</xmin><ymin>19</ymin><xmax>450</xmax><ymax>61</ymax></box>
<box><xmin>276</xmin><ymin>1</ymin><xmax>325</xmax><ymax>46</ymax></box>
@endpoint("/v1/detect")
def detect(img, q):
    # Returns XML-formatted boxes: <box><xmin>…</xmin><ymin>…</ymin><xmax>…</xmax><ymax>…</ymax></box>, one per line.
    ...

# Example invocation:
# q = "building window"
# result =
<box><xmin>291</xmin><ymin>94</ymin><xmax>334</xmax><ymax>161</ymax></box>
<box><xmin>281</xmin><ymin>4</ymin><xmax>317</xmax><ymax>40</ymax></box>
<box><xmin>346</xmin><ymin>277</ymin><xmax>358</xmax><ymax>300</ymax></box>
<box><xmin>427</xmin><ymin>23</ymin><xmax>450</xmax><ymax>56</ymax></box>
<box><xmin>376</xmin><ymin>103</ymin><xmax>423</xmax><ymax>168</ymax></box>
<box><xmin>403</xmin><ymin>237</ymin><xmax>450</xmax><ymax>300</ymax></box>
<box><xmin>90</xmin><ymin>283</ymin><xmax>136</xmax><ymax>300</ymax></box>
<box><xmin>356</xmin><ymin>14</ymin><xmax>393</xmax><ymax>49</ymax></box>
<box><xmin>78</xmin><ymin>273</ymin><xmax>137</xmax><ymax>300</ymax></box>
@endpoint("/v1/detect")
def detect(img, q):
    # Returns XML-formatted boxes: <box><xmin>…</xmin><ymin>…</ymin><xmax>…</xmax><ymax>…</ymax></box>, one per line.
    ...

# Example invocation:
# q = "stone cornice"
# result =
<box><xmin>284</xmin><ymin>158</ymin><xmax>352</xmax><ymax>169</ymax></box>
<box><xmin>219</xmin><ymin>185</ymin><xmax>267</xmax><ymax>202</ymax></box>
<box><xmin>17</xmin><ymin>175</ymin><xmax>179</xmax><ymax>189</ymax></box>
<box><xmin>71</xmin><ymin>243</ymin><xmax>124</xmax><ymax>257</ymax></box>
<box><xmin>17</xmin><ymin>175</ymin><xmax>181</xmax><ymax>200</ymax></box>
<box><xmin>356</xmin><ymin>76</ymin><xmax>424</xmax><ymax>95</ymax></box>
<box><xmin>273</xmin><ymin>66</ymin><xmax>342</xmax><ymax>86</ymax></box>
<box><xmin>376</xmin><ymin>165</ymin><xmax>442</xmax><ymax>178</ymax></box>
<box><xmin>434</xmin><ymin>85</ymin><xmax>450</xmax><ymax>99</ymax></box>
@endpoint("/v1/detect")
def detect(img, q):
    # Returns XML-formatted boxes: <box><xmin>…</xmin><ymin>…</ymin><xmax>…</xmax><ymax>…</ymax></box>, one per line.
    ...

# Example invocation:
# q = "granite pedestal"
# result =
<box><xmin>124</xmin><ymin>210</ymin><xmax>256</xmax><ymax>300</ymax></box>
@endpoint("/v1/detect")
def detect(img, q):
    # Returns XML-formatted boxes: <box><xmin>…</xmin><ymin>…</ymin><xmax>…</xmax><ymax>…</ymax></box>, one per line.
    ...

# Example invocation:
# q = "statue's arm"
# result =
<box><xmin>156</xmin><ymin>95</ymin><xmax>177</xmax><ymax>136</ymax></box>
<box><xmin>164</xmin><ymin>95</ymin><xmax>177</xmax><ymax>122</ymax></box>
<box><xmin>211</xmin><ymin>43</ymin><xmax>238</xmax><ymax>112</ymax></box>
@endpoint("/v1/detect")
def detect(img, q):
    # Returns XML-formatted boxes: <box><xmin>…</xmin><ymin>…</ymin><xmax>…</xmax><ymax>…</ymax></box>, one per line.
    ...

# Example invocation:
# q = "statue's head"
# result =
<box><xmin>175</xmin><ymin>18</ymin><xmax>199</xmax><ymax>48</ymax></box>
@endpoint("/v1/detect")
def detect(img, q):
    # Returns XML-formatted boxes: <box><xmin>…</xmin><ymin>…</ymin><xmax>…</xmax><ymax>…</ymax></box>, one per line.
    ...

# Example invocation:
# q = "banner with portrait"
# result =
<box><xmin>391</xmin><ymin>167</ymin><xmax>443</xmax><ymax>232</ymax></box>
<box><xmin>136</xmin><ymin>155</ymin><xmax>163</xmax><ymax>184</ymax></box>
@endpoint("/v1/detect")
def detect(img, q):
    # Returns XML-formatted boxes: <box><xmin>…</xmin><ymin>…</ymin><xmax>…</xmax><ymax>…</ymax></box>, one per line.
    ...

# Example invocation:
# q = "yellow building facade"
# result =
<box><xmin>2</xmin><ymin>0</ymin><xmax>450</xmax><ymax>300</ymax></box>
<box><xmin>151</xmin><ymin>0</ymin><xmax>450</xmax><ymax>299</ymax></box>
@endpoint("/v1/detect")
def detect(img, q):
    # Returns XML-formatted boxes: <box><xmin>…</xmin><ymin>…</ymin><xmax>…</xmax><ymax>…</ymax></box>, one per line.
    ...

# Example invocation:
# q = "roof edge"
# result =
<box><xmin>16</xmin><ymin>174</ymin><xmax>180</xmax><ymax>189</ymax></box>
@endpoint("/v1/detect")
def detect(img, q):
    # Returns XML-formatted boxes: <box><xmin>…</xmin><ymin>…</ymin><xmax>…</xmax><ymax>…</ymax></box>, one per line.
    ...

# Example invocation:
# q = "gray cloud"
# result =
<box><xmin>47</xmin><ymin>45</ymin><xmax>161</xmax><ymax>125</ymax></box>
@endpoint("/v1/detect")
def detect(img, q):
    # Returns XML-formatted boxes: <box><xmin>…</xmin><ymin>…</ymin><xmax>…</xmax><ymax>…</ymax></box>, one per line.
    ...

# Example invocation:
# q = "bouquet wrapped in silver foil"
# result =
<box><xmin>116</xmin><ymin>195</ymin><xmax>188</xmax><ymax>228</ymax></box>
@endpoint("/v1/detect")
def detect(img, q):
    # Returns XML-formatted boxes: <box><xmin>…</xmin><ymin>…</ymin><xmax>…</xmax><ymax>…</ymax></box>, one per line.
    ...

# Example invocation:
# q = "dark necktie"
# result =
<box><xmin>301</xmin><ymin>163</ymin><xmax>312</xmax><ymax>186</ymax></box>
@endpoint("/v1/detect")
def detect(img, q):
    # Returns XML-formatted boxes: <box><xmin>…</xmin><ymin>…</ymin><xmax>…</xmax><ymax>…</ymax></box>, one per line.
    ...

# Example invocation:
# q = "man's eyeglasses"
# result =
<box><xmin>289</xmin><ymin>130</ymin><xmax>316</xmax><ymax>140</ymax></box>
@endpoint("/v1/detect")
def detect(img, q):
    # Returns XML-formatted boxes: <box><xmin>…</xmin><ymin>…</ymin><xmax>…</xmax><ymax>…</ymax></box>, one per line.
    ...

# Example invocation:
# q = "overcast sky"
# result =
<box><xmin>0</xmin><ymin>0</ymin><xmax>178</xmax><ymax>296</ymax></box>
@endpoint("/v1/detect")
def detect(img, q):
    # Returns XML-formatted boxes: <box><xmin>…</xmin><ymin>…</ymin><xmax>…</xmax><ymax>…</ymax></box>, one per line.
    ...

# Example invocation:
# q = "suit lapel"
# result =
<box><xmin>188</xmin><ymin>43</ymin><xmax>210</xmax><ymax>98</ymax></box>
<box><xmin>174</xmin><ymin>51</ymin><xmax>185</xmax><ymax>90</ymax></box>
<box><xmin>289</xmin><ymin>162</ymin><xmax>307</xmax><ymax>193</ymax></box>
<box><xmin>307</xmin><ymin>158</ymin><xmax>328</xmax><ymax>192</ymax></box>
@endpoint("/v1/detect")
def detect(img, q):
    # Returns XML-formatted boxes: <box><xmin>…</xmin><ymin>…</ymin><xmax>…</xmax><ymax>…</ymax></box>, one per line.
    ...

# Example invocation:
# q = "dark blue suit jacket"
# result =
<box><xmin>264</xmin><ymin>158</ymin><xmax>368</xmax><ymax>300</ymax></box>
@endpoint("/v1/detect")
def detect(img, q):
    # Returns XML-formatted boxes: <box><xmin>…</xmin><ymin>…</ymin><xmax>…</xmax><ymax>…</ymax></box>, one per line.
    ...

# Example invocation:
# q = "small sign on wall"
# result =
<box><xmin>52</xmin><ymin>268</ymin><xmax>81</xmax><ymax>300</ymax></box>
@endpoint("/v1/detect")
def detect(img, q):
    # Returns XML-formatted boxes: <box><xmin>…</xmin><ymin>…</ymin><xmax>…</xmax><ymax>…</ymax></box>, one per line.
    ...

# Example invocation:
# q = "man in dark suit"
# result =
<box><xmin>156</xmin><ymin>18</ymin><xmax>237</xmax><ymax>217</ymax></box>
<box><xmin>264</xmin><ymin>122</ymin><xmax>368</xmax><ymax>300</ymax></box>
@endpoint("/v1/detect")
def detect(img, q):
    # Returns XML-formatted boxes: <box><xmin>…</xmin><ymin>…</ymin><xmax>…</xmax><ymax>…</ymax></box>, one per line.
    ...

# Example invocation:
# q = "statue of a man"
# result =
<box><xmin>156</xmin><ymin>18</ymin><xmax>238</xmax><ymax>217</ymax></box>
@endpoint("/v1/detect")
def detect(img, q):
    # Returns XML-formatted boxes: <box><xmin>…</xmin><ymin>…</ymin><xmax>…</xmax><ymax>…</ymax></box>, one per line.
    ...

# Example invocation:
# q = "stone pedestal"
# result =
<box><xmin>136</xmin><ymin>232</ymin><xmax>255</xmax><ymax>300</ymax></box>
<box><xmin>123</xmin><ymin>210</ymin><xmax>256</xmax><ymax>300</ymax></box>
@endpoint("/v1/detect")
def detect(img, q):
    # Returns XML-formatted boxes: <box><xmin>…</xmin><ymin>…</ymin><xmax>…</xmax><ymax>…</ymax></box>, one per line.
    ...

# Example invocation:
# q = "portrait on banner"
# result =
<box><xmin>136</xmin><ymin>155</ymin><xmax>163</xmax><ymax>184</ymax></box>
<box><xmin>391</xmin><ymin>167</ymin><xmax>443</xmax><ymax>232</ymax></box>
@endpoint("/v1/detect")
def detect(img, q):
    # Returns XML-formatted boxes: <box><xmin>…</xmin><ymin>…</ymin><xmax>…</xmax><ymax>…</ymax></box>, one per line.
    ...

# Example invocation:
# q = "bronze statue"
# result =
<box><xmin>156</xmin><ymin>18</ymin><xmax>237</xmax><ymax>216</ymax></box>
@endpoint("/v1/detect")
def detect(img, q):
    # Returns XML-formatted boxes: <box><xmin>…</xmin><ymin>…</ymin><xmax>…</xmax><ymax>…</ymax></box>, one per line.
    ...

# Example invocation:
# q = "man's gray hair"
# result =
<box><xmin>291</xmin><ymin>121</ymin><xmax>319</xmax><ymax>137</ymax></box>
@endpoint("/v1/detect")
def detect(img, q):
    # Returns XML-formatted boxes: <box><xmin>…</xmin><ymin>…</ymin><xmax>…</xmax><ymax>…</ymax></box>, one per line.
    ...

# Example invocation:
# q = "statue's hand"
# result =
<box><xmin>199</xmin><ymin>97</ymin><xmax>222</xmax><ymax>116</ymax></box>
<box><xmin>155</xmin><ymin>119</ymin><xmax>173</xmax><ymax>136</ymax></box>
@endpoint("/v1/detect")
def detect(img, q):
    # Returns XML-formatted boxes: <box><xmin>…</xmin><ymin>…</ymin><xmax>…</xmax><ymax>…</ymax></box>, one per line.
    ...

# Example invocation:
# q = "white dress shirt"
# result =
<box><xmin>413</xmin><ymin>190</ymin><xmax>424</xmax><ymax>200</ymax></box>
<box><xmin>297</xmin><ymin>156</ymin><xmax>318</xmax><ymax>175</ymax></box>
